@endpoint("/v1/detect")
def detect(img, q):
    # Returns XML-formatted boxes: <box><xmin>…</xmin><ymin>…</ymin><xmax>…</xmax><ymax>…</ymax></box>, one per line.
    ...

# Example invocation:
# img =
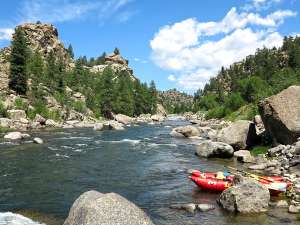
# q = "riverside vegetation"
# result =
<box><xmin>0</xmin><ymin>23</ymin><xmax>159</xmax><ymax>127</ymax></box>
<box><xmin>193</xmin><ymin>36</ymin><xmax>300</xmax><ymax>120</ymax></box>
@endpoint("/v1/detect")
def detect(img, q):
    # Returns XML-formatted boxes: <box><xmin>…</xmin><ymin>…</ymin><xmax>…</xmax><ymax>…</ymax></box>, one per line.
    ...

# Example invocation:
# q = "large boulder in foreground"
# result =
<box><xmin>171</xmin><ymin>125</ymin><xmax>200</xmax><ymax>138</ymax></box>
<box><xmin>64</xmin><ymin>190</ymin><xmax>154</xmax><ymax>225</ymax></box>
<box><xmin>258</xmin><ymin>85</ymin><xmax>300</xmax><ymax>145</ymax></box>
<box><xmin>218</xmin><ymin>175</ymin><xmax>270</xmax><ymax>213</ymax></box>
<box><xmin>195</xmin><ymin>140</ymin><xmax>234</xmax><ymax>158</ymax></box>
<box><xmin>217</xmin><ymin>120</ymin><xmax>259</xmax><ymax>150</ymax></box>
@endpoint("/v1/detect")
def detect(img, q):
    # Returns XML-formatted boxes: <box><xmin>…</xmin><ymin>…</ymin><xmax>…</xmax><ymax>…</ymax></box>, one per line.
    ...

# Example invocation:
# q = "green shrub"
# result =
<box><xmin>14</xmin><ymin>97</ymin><xmax>28</xmax><ymax>111</ymax></box>
<box><xmin>206</xmin><ymin>106</ymin><xmax>229</xmax><ymax>119</ymax></box>
<box><xmin>224</xmin><ymin>93</ymin><xmax>245</xmax><ymax>111</ymax></box>
<box><xmin>32</xmin><ymin>99</ymin><xmax>50</xmax><ymax>119</ymax></box>
<box><xmin>0</xmin><ymin>101</ymin><xmax>7</xmax><ymax>117</ymax></box>
<box><xmin>72</xmin><ymin>101</ymin><xmax>86</xmax><ymax>113</ymax></box>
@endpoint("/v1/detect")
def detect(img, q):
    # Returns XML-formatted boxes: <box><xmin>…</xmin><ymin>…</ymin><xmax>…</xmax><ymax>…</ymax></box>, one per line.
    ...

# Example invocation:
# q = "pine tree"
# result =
<box><xmin>114</xmin><ymin>48</ymin><xmax>120</xmax><ymax>55</ymax></box>
<box><xmin>67</xmin><ymin>44</ymin><xmax>74</xmax><ymax>59</ymax></box>
<box><xmin>99</xmin><ymin>67</ymin><xmax>115</xmax><ymax>118</ymax></box>
<box><xmin>149</xmin><ymin>80</ymin><xmax>158</xmax><ymax>114</ymax></box>
<box><xmin>113</xmin><ymin>73</ymin><xmax>134</xmax><ymax>116</ymax></box>
<box><xmin>9</xmin><ymin>27</ymin><xmax>28</xmax><ymax>95</ymax></box>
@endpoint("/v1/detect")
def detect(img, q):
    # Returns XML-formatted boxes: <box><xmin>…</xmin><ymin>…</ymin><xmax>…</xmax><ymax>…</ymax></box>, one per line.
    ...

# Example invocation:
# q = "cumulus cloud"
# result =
<box><xmin>0</xmin><ymin>28</ymin><xmax>14</xmax><ymax>41</ymax></box>
<box><xmin>150</xmin><ymin>7</ymin><xmax>296</xmax><ymax>91</ymax></box>
<box><xmin>168</xmin><ymin>74</ymin><xmax>176</xmax><ymax>81</ymax></box>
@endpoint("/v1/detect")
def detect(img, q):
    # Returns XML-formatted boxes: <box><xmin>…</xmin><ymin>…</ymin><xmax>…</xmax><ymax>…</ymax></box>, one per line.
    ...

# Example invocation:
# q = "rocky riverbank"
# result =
<box><xmin>170</xmin><ymin>85</ymin><xmax>300</xmax><ymax>216</ymax></box>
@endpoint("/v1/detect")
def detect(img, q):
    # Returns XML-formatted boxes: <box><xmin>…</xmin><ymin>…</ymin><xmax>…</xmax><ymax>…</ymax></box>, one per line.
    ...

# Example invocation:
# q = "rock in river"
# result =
<box><xmin>195</xmin><ymin>140</ymin><xmax>234</xmax><ymax>158</ymax></box>
<box><xmin>33</xmin><ymin>137</ymin><xmax>44</xmax><ymax>144</ymax></box>
<box><xmin>217</xmin><ymin>120</ymin><xmax>259</xmax><ymax>150</ymax></box>
<box><xmin>4</xmin><ymin>131</ymin><xmax>30</xmax><ymax>140</ymax></box>
<box><xmin>171</xmin><ymin>125</ymin><xmax>200</xmax><ymax>138</ymax></box>
<box><xmin>64</xmin><ymin>190</ymin><xmax>154</xmax><ymax>225</ymax></box>
<box><xmin>218</xmin><ymin>175</ymin><xmax>270</xmax><ymax>213</ymax></box>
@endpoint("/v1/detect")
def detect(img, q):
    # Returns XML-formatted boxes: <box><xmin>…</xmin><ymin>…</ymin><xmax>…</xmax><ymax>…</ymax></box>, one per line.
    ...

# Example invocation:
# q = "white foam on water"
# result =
<box><xmin>48</xmin><ymin>147</ymin><xmax>59</xmax><ymax>151</ymax></box>
<box><xmin>148</xmin><ymin>143</ymin><xmax>177</xmax><ymax>148</ymax></box>
<box><xmin>62</xmin><ymin>146</ymin><xmax>75</xmax><ymax>150</ymax></box>
<box><xmin>0</xmin><ymin>212</ymin><xmax>45</xmax><ymax>225</ymax></box>
<box><xmin>76</xmin><ymin>143</ymin><xmax>87</xmax><ymax>147</ymax></box>
<box><xmin>56</xmin><ymin>136</ymin><xmax>92</xmax><ymax>140</ymax></box>
<box><xmin>55</xmin><ymin>153</ymin><xmax>70</xmax><ymax>158</ymax></box>
<box><xmin>96</xmin><ymin>139</ymin><xmax>141</xmax><ymax>145</ymax></box>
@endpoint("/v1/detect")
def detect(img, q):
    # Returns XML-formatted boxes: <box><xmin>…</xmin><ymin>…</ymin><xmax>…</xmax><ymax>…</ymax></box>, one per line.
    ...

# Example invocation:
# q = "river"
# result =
<box><xmin>0</xmin><ymin>119</ymin><xmax>298</xmax><ymax>225</ymax></box>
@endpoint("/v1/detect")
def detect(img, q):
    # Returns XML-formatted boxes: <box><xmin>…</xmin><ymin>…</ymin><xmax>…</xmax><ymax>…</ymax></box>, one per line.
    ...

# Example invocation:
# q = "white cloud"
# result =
<box><xmin>168</xmin><ymin>74</ymin><xmax>176</xmax><ymax>81</ymax></box>
<box><xmin>19</xmin><ymin>0</ymin><xmax>134</xmax><ymax>24</ymax></box>
<box><xmin>0</xmin><ymin>28</ymin><xmax>14</xmax><ymax>41</ymax></box>
<box><xmin>150</xmin><ymin>7</ymin><xmax>295</xmax><ymax>91</ymax></box>
<box><xmin>243</xmin><ymin>0</ymin><xmax>282</xmax><ymax>11</ymax></box>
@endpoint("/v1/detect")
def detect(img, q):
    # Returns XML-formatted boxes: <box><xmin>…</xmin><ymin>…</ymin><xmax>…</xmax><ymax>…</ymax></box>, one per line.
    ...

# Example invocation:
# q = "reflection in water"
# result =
<box><xmin>0</xmin><ymin>120</ymin><xmax>298</xmax><ymax>225</ymax></box>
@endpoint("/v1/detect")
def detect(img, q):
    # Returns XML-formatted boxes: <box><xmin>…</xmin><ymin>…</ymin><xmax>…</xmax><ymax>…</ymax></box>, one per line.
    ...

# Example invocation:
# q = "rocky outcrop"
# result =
<box><xmin>171</xmin><ymin>125</ymin><xmax>200</xmax><ymax>138</ymax></box>
<box><xmin>156</xmin><ymin>103</ymin><xmax>167</xmax><ymax>117</ymax></box>
<box><xmin>195</xmin><ymin>140</ymin><xmax>234</xmax><ymax>158</ymax></box>
<box><xmin>0</xmin><ymin>23</ymin><xmax>73</xmax><ymax>92</ymax></box>
<box><xmin>18</xmin><ymin>23</ymin><xmax>72</xmax><ymax>66</ymax></box>
<box><xmin>158</xmin><ymin>89</ymin><xmax>193</xmax><ymax>113</ymax></box>
<box><xmin>258</xmin><ymin>85</ymin><xmax>300</xmax><ymax>145</ymax></box>
<box><xmin>217</xmin><ymin>120</ymin><xmax>259</xmax><ymax>150</ymax></box>
<box><xmin>7</xmin><ymin>110</ymin><xmax>27</xmax><ymax>120</ymax></box>
<box><xmin>90</xmin><ymin>52</ymin><xmax>136</xmax><ymax>81</ymax></box>
<box><xmin>218</xmin><ymin>175</ymin><xmax>270</xmax><ymax>213</ymax></box>
<box><xmin>63</xmin><ymin>190</ymin><xmax>154</xmax><ymax>225</ymax></box>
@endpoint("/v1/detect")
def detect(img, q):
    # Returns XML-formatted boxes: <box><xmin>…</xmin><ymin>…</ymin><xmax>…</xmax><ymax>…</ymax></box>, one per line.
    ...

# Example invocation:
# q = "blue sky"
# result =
<box><xmin>0</xmin><ymin>0</ymin><xmax>299</xmax><ymax>93</ymax></box>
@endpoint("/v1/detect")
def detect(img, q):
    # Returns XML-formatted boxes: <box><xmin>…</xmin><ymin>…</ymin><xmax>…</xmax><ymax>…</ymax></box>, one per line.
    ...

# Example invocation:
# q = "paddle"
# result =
<box><xmin>226</xmin><ymin>166</ymin><xmax>280</xmax><ymax>183</ymax></box>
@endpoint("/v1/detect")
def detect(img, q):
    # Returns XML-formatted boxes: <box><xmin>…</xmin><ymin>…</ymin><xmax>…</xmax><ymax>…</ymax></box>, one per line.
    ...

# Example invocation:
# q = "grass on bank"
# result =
<box><xmin>250</xmin><ymin>145</ymin><xmax>270</xmax><ymax>156</ymax></box>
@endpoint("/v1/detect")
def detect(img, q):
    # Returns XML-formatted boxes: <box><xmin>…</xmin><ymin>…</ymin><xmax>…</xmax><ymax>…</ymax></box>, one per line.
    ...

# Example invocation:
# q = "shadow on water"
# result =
<box><xmin>0</xmin><ymin>120</ymin><xmax>298</xmax><ymax>225</ymax></box>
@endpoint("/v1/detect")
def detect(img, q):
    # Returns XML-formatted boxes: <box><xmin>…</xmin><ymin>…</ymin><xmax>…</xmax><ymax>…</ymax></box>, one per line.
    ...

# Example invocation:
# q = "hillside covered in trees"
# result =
<box><xmin>0</xmin><ymin>23</ymin><xmax>158</xmax><ymax>122</ymax></box>
<box><xmin>193</xmin><ymin>36</ymin><xmax>300</xmax><ymax>120</ymax></box>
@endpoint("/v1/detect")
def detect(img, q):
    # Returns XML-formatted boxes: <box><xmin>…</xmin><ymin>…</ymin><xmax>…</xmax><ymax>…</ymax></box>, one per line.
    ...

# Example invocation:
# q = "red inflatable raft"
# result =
<box><xmin>190</xmin><ymin>170</ymin><xmax>284</xmax><ymax>182</ymax></box>
<box><xmin>189</xmin><ymin>170</ymin><xmax>292</xmax><ymax>195</ymax></box>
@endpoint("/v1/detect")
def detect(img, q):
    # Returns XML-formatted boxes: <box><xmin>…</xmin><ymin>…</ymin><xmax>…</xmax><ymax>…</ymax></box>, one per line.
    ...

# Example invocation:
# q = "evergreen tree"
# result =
<box><xmin>114</xmin><ymin>48</ymin><xmax>120</xmax><ymax>55</ymax></box>
<box><xmin>149</xmin><ymin>80</ymin><xmax>158</xmax><ymax>114</ymax></box>
<box><xmin>113</xmin><ymin>73</ymin><xmax>134</xmax><ymax>116</ymax></box>
<box><xmin>99</xmin><ymin>67</ymin><xmax>115</xmax><ymax>118</ymax></box>
<box><xmin>67</xmin><ymin>44</ymin><xmax>74</xmax><ymax>59</ymax></box>
<box><xmin>9</xmin><ymin>27</ymin><xmax>28</xmax><ymax>95</ymax></box>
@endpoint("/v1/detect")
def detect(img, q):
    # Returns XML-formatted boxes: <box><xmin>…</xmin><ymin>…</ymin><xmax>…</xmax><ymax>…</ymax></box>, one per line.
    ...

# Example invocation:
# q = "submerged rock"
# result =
<box><xmin>218</xmin><ymin>175</ymin><xmax>270</xmax><ymax>213</ymax></box>
<box><xmin>63</xmin><ymin>190</ymin><xmax>154</xmax><ymax>225</ymax></box>
<box><xmin>195</xmin><ymin>140</ymin><xmax>234</xmax><ymax>158</ymax></box>
<box><xmin>33</xmin><ymin>137</ymin><xmax>44</xmax><ymax>144</ymax></box>
<box><xmin>170</xmin><ymin>203</ymin><xmax>197</xmax><ymax>213</ymax></box>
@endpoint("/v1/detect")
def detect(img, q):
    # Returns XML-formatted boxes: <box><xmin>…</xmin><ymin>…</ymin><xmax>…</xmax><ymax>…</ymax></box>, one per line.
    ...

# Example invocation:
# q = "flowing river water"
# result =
<box><xmin>0</xmin><ymin>119</ymin><xmax>298</xmax><ymax>225</ymax></box>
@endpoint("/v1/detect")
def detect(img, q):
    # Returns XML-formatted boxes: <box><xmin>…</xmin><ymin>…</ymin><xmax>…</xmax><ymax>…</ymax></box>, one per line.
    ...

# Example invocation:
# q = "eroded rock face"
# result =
<box><xmin>195</xmin><ymin>140</ymin><xmax>234</xmax><ymax>158</ymax></box>
<box><xmin>63</xmin><ymin>191</ymin><xmax>154</xmax><ymax>225</ymax></box>
<box><xmin>0</xmin><ymin>23</ymin><xmax>72</xmax><ymax>92</ymax></box>
<box><xmin>7</xmin><ymin>110</ymin><xmax>27</xmax><ymax>120</ymax></box>
<box><xmin>217</xmin><ymin>120</ymin><xmax>259</xmax><ymax>150</ymax></box>
<box><xmin>259</xmin><ymin>85</ymin><xmax>300</xmax><ymax>145</ymax></box>
<box><xmin>218</xmin><ymin>175</ymin><xmax>270</xmax><ymax>213</ymax></box>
